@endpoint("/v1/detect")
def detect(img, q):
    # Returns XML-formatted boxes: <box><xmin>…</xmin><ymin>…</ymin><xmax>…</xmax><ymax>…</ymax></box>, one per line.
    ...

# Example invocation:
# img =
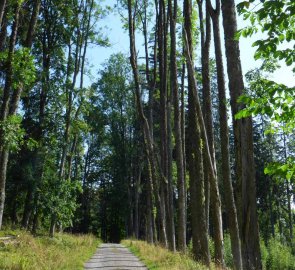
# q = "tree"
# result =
<box><xmin>208</xmin><ymin>0</ymin><xmax>243</xmax><ymax>268</ymax></box>
<box><xmin>168</xmin><ymin>0</ymin><xmax>186</xmax><ymax>252</ymax></box>
<box><xmin>198</xmin><ymin>0</ymin><xmax>224</xmax><ymax>265</ymax></box>
<box><xmin>221</xmin><ymin>0</ymin><xmax>262</xmax><ymax>268</ymax></box>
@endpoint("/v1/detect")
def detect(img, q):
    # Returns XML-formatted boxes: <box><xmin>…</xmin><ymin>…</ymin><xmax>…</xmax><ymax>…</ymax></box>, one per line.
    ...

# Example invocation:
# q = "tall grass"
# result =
<box><xmin>122</xmin><ymin>239</ymin><xmax>211</xmax><ymax>270</ymax></box>
<box><xmin>124</xmin><ymin>236</ymin><xmax>295</xmax><ymax>270</ymax></box>
<box><xmin>261</xmin><ymin>238</ymin><xmax>295</xmax><ymax>270</ymax></box>
<box><xmin>221</xmin><ymin>234</ymin><xmax>295</xmax><ymax>270</ymax></box>
<box><xmin>0</xmin><ymin>230</ymin><xmax>100</xmax><ymax>270</ymax></box>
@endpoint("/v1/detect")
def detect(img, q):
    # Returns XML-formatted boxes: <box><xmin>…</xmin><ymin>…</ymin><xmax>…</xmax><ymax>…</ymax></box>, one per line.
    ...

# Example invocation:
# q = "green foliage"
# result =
<box><xmin>0</xmin><ymin>115</ymin><xmax>25</xmax><ymax>151</ymax></box>
<box><xmin>263</xmin><ymin>238</ymin><xmax>295</xmax><ymax>270</ymax></box>
<box><xmin>237</xmin><ymin>0</ymin><xmax>295</xmax><ymax>69</ymax></box>
<box><xmin>223</xmin><ymin>234</ymin><xmax>234</xmax><ymax>268</ymax></box>
<box><xmin>264</xmin><ymin>158</ymin><xmax>295</xmax><ymax>181</ymax></box>
<box><xmin>41</xmin><ymin>170</ymin><xmax>82</xmax><ymax>227</ymax></box>
<box><xmin>0</xmin><ymin>48</ymin><xmax>36</xmax><ymax>90</ymax></box>
<box><xmin>235</xmin><ymin>76</ymin><xmax>295</xmax><ymax>132</ymax></box>
<box><xmin>12</xmin><ymin>48</ymin><xmax>36</xmax><ymax>90</ymax></box>
<box><xmin>235</xmin><ymin>66</ymin><xmax>295</xmax><ymax>183</ymax></box>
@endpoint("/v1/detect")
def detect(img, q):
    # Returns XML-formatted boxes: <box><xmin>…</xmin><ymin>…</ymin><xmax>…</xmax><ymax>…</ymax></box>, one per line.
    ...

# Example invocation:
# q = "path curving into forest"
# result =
<box><xmin>84</xmin><ymin>243</ymin><xmax>147</xmax><ymax>270</ymax></box>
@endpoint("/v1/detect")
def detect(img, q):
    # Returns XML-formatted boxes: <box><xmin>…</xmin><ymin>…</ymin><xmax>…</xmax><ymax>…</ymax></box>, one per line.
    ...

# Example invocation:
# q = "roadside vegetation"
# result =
<box><xmin>124</xmin><ymin>236</ymin><xmax>295</xmax><ymax>270</ymax></box>
<box><xmin>122</xmin><ymin>239</ymin><xmax>210</xmax><ymax>270</ymax></box>
<box><xmin>0</xmin><ymin>229</ymin><xmax>100</xmax><ymax>270</ymax></box>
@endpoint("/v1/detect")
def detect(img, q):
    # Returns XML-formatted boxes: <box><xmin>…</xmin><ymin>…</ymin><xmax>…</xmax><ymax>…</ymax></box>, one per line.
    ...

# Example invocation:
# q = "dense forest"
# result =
<box><xmin>0</xmin><ymin>0</ymin><xmax>294</xmax><ymax>269</ymax></box>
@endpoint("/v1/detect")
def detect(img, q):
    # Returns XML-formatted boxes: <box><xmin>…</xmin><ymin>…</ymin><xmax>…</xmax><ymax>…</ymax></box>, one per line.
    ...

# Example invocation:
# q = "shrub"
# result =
<box><xmin>265</xmin><ymin>238</ymin><xmax>295</xmax><ymax>270</ymax></box>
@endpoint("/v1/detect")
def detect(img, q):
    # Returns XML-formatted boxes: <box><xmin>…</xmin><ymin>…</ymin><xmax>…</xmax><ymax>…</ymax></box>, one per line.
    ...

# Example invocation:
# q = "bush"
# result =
<box><xmin>264</xmin><ymin>238</ymin><xmax>295</xmax><ymax>270</ymax></box>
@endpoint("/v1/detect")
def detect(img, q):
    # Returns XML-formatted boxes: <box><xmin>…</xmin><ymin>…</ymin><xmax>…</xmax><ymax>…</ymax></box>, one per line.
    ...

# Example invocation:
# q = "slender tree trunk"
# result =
<box><xmin>21</xmin><ymin>186</ymin><xmax>34</xmax><ymax>229</ymax></box>
<box><xmin>198</xmin><ymin>1</ymin><xmax>210</xmax><ymax>233</ymax></box>
<box><xmin>0</xmin><ymin>150</ymin><xmax>9</xmax><ymax>229</ymax></box>
<box><xmin>157</xmin><ymin>0</ymin><xmax>168</xmax><ymax>248</ymax></box>
<box><xmin>9</xmin><ymin>0</ymin><xmax>41</xmax><ymax>115</ymax></box>
<box><xmin>134</xmin><ymin>166</ymin><xmax>142</xmax><ymax>239</ymax></box>
<box><xmin>180</xmin><ymin>60</ymin><xmax>186</xmax><ymax>216</ymax></box>
<box><xmin>184</xmin><ymin>0</ymin><xmax>210</xmax><ymax>265</ymax></box>
<box><xmin>0</xmin><ymin>13</ymin><xmax>7</xmax><ymax>51</ymax></box>
<box><xmin>0</xmin><ymin>4</ymin><xmax>21</xmax><ymax>229</ymax></box>
<box><xmin>221</xmin><ymin>1</ymin><xmax>261</xmax><ymax>269</ymax></box>
<box><xmin>128</xmin><ymin>0</ymin><xmax>161</xmax><ymax>244</ymax></box>
<box><xmin>169</xmin><ymin>0</ymin><xmax>185</xmax><ymax>252</ymax></box>
<box><xmin>283</xmin><ymin>133</ymin><xmax>293</xmax><ymax>243</ymax></box>
<box><xmin>0</xmin><ymin>0</ymin><xmax>6</xmax><ymax>29</ymax></box>
<box><xmin>208</xmin><ymin>0</ymin><xmax>243</xmax><ymax>268</ymax></box>
<box><xmin>198</xmin><ymin>1</ymin><xmax>224</xmax><ymax>265</ymax></box>
<box><xmin>141</xmin><ymin>7</ymin><xmax>157</xmax><ymax>243</ymax></box>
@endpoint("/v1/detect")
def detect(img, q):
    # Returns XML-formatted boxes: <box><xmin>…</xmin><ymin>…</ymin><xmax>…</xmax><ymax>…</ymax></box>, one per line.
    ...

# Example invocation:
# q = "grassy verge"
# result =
<box><xmin>121</xmin><ymin>239</ymin><xmax>211</xmax><ymax>270</ymax></box>
<box><xmin>0</xmin><ymin>230</ymin><xmax>100</xmax><ymax>270</ymax></box>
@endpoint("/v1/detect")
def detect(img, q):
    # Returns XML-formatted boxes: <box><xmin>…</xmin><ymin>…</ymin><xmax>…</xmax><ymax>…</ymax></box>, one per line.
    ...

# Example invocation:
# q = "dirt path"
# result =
<box><xmin>84</xmin><ymin>243</ymin><xmax>148</xmax><ymax>270</ymax></box>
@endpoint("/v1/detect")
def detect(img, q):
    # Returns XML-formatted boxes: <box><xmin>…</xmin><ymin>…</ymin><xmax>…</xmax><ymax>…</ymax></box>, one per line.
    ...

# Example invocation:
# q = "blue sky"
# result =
<box><xmin>85</xmin><ymin>0</ymin><xmax>294</xmax><ymax>88</ymax></box>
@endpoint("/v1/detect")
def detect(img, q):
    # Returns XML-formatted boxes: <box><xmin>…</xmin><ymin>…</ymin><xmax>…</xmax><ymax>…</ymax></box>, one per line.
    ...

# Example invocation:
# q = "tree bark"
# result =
<box><xmin>221</xmin><ymin>0</ymin><xmax>262</xmax><ymax>269</ymax></box>
<box><xmin>0</xmin><ymin>0</ymin><xmax>6</xmax><ymax>29</ymax></box>
<box><xmin>208</xmin><ymin>0</ymin><xmax>243</xmax><ymax>268</ymax></box>
<box><xmin>184</xmin><ymin>0</ymin><xmax>210</xmax><ymax>265</ymax></box>
<box><xmin>198</xmin><ymin>1</ymin><xmax>224</xmax><ymax>265</ymax></box>
<box><xmin>0</xmin><ymin>4</ymin><xmax>21</xmax><ymax>229</ymax></box>
<box><xmin>169</xmin><ymin>0</ymin><xmax>186</xmax><ymax>252</ymax></box>
<box><xmin>157</xmin><ymin>0</ymin><xmax>169</xmax><ymax>248</ymax></box>
<box><xmin>128</xmin><ymin>0</ymin><xmax>165</xmax><ymax>244</ymax></box>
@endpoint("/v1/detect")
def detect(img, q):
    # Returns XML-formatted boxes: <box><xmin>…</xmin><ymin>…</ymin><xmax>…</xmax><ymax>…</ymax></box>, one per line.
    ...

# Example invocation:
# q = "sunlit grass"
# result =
<box><xmin>122</xmin><ymin>239</ymin><xmax>213</xmax><ymax>270</ymax></box>
<box><xmin>0</xmin><ymin>230</ymin><xmax>100</xmax><ymax>270</ymax></box>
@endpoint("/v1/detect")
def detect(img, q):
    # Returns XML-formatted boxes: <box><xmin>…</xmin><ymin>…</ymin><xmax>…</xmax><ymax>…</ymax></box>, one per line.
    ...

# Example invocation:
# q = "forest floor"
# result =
<box><xmin>0</xmin><ymin>229</ymin><xmax>100</xmax><ymax>270</ymax></box>
<box><xmin>84</xmin><ymin>243</ymin><xmax>147</xmax><ymax>269</ymax></box>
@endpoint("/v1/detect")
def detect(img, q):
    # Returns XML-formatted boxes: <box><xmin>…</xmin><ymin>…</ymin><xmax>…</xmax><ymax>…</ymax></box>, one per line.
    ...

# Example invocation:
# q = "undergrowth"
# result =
<box><xmin>122</xmin><ymin>239</ymin><xmax>211</xmax><ymax>270</ymax></box>
<box><xmin>0</xmin><ymin>230</ymin><xmax>100</xmax><ymax>270</ymax></box>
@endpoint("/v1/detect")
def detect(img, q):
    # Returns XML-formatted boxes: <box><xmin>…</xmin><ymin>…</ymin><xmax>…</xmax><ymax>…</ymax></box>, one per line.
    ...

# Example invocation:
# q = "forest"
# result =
<box><xmin>0</xmin><ymin>0</ymin><xmax>294</xmax><ymax>269</ymax></box>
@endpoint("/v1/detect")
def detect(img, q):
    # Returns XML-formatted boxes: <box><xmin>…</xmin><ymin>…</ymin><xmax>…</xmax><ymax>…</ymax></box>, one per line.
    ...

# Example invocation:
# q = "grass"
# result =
<box><xmin>0</xmin><ymin>230</ymin><xmax>100</xmax><ymax>270</ymax></box>
<box><xmin>121</xmin><ymin>239</ymin><xmax>212</xmax><ymax>270</ymax></box>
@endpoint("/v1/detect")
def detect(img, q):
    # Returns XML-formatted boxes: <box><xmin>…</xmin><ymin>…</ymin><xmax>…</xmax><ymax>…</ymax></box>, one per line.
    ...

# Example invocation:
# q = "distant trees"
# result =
<box><xmin>0</xmin><ymin>0</ymin><xmax>109</xmax><ymax>234</ymax></box>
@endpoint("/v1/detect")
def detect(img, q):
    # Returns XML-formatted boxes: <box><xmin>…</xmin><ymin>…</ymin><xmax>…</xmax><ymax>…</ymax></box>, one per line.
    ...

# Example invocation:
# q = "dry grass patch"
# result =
<box><xmin>122</xmin><ymin>239</ymin><xmax>211</xmax><ymax>270</ymax></box>
<box><xmin>0</xmin><ymin>230</ymin><xmax>100</xmax><ymax>270</ymax></box>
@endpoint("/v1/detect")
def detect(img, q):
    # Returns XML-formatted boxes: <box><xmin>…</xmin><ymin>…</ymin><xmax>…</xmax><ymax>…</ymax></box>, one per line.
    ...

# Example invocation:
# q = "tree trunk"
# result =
<box><xmin>157</xmin><ymin>0</ymin><xmax>168</xmax><ymax>248</ymax></box>
<box><xmin>128</xmin><ymin>0</ymin><xmax>161</xmax><ymax>244</ymax></box>
<box><xmin>21</xmin><ymin>186</ymin><xmax>34</xmax><ymax>229</ymax></box>
<box><xmin>221</xmin><ymin>0</ymin><xmax>262</xmax><ymax>269</ymax></box>
<box><xmin>0</xmin><ymin>4</ymin><xmax>21</xmax><ymax>229</ymax></box>
<box><xmin>169</xmin><ymin>0</ymin><xmax>186</xmax><ymax>252</ymax></box>
<box><xmin>9</xmin><ymin>0</ymin><xmax>41</xmax><ymax>115</ymax></box>
<box><xmin>283</xmin><ymin>133</ymin><xmax>293</xmax><ymax>243</ymax></box>
<box><xmin>208</xmin><ymin>0</ymin><xmax>243</xmax><ymax>268</ymax></box>
<box><xmin>0</xmin><ymin>13</ymin><xmax>7</xmax><ymax>51</ymax></box>
<box><xmin>198</xmin><ymin>1</ymin><xmax>224</xmax><ymax>265</ymax></box>
<box><xmin>184</xmin><ymin>0</ymin><xmax>210</xmax><ymax>265</ymax></box>
<box><xmin>0</xmin><ymin>0</ymin><xmax>6</xmax><ymax>29</ymax></box>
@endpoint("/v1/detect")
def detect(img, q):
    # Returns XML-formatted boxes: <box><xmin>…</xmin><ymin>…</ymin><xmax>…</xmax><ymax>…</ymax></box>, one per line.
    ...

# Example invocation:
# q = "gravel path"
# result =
<box><xmin>84</xmin><ymin>243</ymin><xmax>148</xmax><ymax>270</ymax></box>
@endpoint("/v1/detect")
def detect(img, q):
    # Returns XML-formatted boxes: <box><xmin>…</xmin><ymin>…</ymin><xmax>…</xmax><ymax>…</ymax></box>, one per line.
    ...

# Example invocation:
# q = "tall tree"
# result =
<box><xmin>168</xmin><ymin>0</ymin><xmax>186</xmax><ymax>252</ymax></box>
<box><xmin>208</xmin><ymin>0</ymin><xmax>243</xmax><ymax>269</ymax></box>
<box><xmin>198</xmin><ymin>0</ymin><xmax>224</xmax><ymax>265</ymax></box>
<box><xmin>0</xmin><ymin>1</ymin><xmax>40</xmax><ymax>229</ymax></box>
<box><xmin>184</xmin><ymin>0</ymin><xmax>210</xmax><ymax>265</ymax></box>
<box><xmin>221</xmin><ymin>0</ymin><xmax>262</xmax><ymax>269</ymax></box>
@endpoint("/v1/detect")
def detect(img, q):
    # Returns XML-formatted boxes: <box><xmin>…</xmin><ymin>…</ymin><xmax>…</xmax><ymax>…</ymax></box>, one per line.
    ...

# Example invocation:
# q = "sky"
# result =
<box><xmin>85</xmin><ymin>0</ymin><xmax>294</xmax><ymax>88</ymax></box>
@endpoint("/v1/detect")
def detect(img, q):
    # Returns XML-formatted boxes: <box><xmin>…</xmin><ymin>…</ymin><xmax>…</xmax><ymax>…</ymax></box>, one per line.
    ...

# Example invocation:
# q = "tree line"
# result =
<box><xmin>0</xmin><ymin>1</ymin><xmax>294</xmax><ymax>270</ymax></box>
